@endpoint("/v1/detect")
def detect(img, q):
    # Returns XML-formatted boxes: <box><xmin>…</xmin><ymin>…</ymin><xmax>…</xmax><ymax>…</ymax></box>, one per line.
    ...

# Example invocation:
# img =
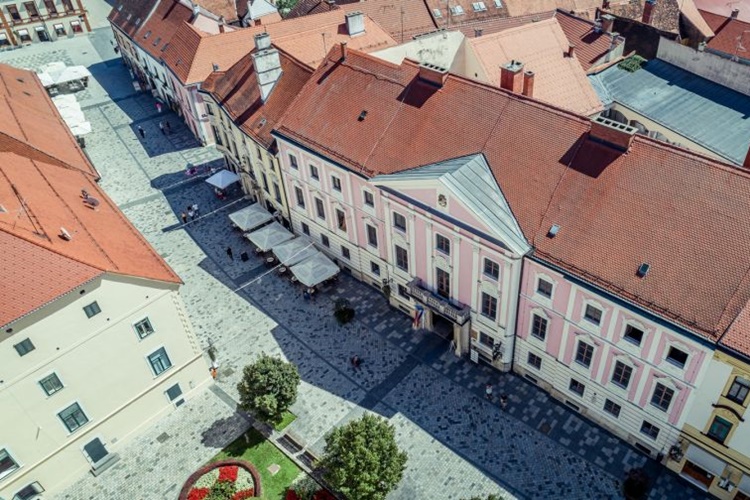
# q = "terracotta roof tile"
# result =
<box><xmin>695</xmin><ymin>0</ymin><xmax>750</xmax><ymax>22</ymax></box>
<box><xmin>425</xmin><ymin>0</ymin><xmax>510</xmax><ymax>27</ymax></box>
<box><xmin>338</xmin><ymin>0</ymin><xmax>437</xmax><ymax>42</ymax></box>
<box><xmin>286</xmin><ymin>0</ymin><xmax>348</xmax><ymax>19</ymax></box>
<box><xmin>467</xmin><ymin>18</ymin><xmax>603</xmax><ymax>115</ymax></box>
<box><xmin>195</xmin><ymin>0</ymin><xmax>241</xmax><ymax>22</ymax></box>
<box><xmin>137</xmin><ymin>0</ymin><xmax>194</xmax><ymax>60</ymax></box>
<box><xmin>700</xmin><ymin>9</ymin><xmax>750</xmax><ymax>57</ymax></box>
<box><xmin>0</xmin><ymin>64</ymin><xmax>181</xmax><ymax>326</ymax></box>
<box><xmin>202</xmin><ymin>47</ymin><xmax>314</xmax><ymax>148</ymax></box>
<box><xmin>554</xmin><ymin>10</ymin><xmax>623</xmax><ymax>70</ymax></box>
<box><xmin>277</xmin><ymin>47</ymin><xmax>750</xmax><ymax>346</ymax></box>
<box><xmin>108</xmin><ymin>0</ymin><xmax>158</xmax><ymax>38</ymax></box>
<box><xmin>454</xmin><ymin>10</ymin><xmax>557</xmax><ymax>37</ymax></box>
<box><xmin>604</xmin><ymin>0</ymin><xmax>681</xmax><ymax>33</ymax></box>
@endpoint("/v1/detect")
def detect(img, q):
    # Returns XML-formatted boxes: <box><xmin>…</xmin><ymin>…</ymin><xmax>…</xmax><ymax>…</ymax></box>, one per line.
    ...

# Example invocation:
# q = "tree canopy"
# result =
<box><xmin>237</xmin><ymin>354</ymin><xmax>300</xmax><ymax>424</ymax></box>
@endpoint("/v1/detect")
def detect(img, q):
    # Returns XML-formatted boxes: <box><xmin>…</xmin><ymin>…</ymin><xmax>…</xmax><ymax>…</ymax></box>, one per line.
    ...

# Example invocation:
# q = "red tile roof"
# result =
<box><xmin>195</xmin><ymin>0</ymin><xmax>241</xmax><ymax>22</ymax></box>
<box><xmin>0</xmin><ymin>65</ymin><xmax>181</xmax><ymax>327</ymax></box>
<box><xmin>202</xmin><ymin>47</ymin><xmax>314</xmax><ymax>149</ymax></box>
<box><xmin>700</xmin><ymin>9</ymin><xmax>750</xmax><ymax>57</ymax></box>
<box><xmin>695</xmin><ymin>0</ymin><xmax>750</xmax><ymax>23</ymax></box>
<box><xmin>108</xmin><ymin>0</ymin><xmax>159</xmax><ymax>38</ymax></box>
<box><xmin>554</xmin><ymin>10</ymin><xmax>623</xmax><ymax>70</ymax></box>
<box><xmin>277</xmin><ymin>47</ymin><xmax>750</xmax><ymax>347</ymax></box>
<box><xmin>137</xmin><ymin>0</ymin><xmax>194</xmax><ymax>60</ymax></box>
<box><xmin>604</xmin><ymin>0</ymin><xmax>681</xmax><ymax>33</ymax></box>
<box><xmin>454</xmin><ymin>10</ymin><xmax>557</xmax><ymax>37</ymax></box>
<box><xmin>425</xmin><ymin>0</ymin><xmax>510</xmax><ymax>28</ymax></box>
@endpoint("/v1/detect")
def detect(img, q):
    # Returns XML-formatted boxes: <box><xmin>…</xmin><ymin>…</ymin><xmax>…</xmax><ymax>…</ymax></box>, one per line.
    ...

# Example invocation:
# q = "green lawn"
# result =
<box><xmin>274</xmin><ymin>411</ymin><xmax>297</xmax><ymax>432</ymax></box>
<box><xmin>212</xmin><ymin>428</ymin><xmax>302</xmax><ymax>499</ymax></box>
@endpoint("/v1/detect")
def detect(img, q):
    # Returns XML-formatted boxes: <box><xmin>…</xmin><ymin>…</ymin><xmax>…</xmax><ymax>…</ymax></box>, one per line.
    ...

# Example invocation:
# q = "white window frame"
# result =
<box><xmin>362</xmin><ymin>188</ymin><xmax>375</xmax><ymax>210</ymax></box>
<box><xmin>133</xmin><ymin>317</ymin><xmax>155</xmax><ymax>340</ymax></box>
<box><xmin>38</xmin><ymin>371</ymin><xmax>64</xmax><ymax>397</ymax></box>
<box><xmin>483</xmin><ymin>257</ymin><xmax>500</xmax><ymax>281</ymax></box>
<box><xmin>529</xmin><ymin>308</ymin><xmax>549</xmax><ymax>343</ymax></box>
<box><xmin>610</xmin><ymin>356</ymin><xmax>636</xmax><ymax>391</ymax></box>
<box><xmin>366</xmin><ymin>224</ymin><xmax>378</xmax><ymax>248</ymax></box>
<box><xmin>331</xmin><ymin>175</ymin><xmax>342</xmax><ymax>192</ymax></box>
<box><xmin>664</xmin><ymin>342</ymin><xmax>690</xmax><ymax>371</ymax></box>
<box><xmin>435</xmin><ymin>233</ymin><xmax>450</xmax><ymax>255</ymax></box>
<box><xmin>535</xmin><ymin>274</ymin><xmax>555</xmax><ymax>300</ymax></box>
<box><xmin>56</xmin><ymin>401</ymin><xmax>90</xmax><ymax>434</ymax></box>
<box><xmin>621</xmin><ymin>321</ymin><xmax>646</xmax><ymax>347</ymax></box>
<box><xmin>0</xmin><ymin>447</ymin><xmax>21</xmax><ymax>481</ymax></box>
<box><xmin>393</xmin><ymin>211</ymin><xmax>407</xmax><ymax>232</ymax></box>
<box><xmin>480</xmin><ymin>291</ymin><xmax>498</xmax><ymax>321</ymax></box>
<box><xmin>146</xmin><ymin>346</ymin><xmax>172</xmax><ymax>377</ymax></box>
<box><xmin>650</xmin><ymin>380</ymin><xmax>676</xmax><ymax>413</ymax></box>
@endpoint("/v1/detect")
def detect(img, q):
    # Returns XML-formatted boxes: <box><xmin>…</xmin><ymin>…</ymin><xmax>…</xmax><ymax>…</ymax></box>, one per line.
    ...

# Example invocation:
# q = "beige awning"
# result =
<box><xmin>245</xmin><ymin>222</ymin><xmax>293</xmax><ymax>252</ymax></box>
<box><xmin>272</xmin><ymin>237</ymin><xmax>318</xmax><ymax>266</ymax></box>
<box><xmin>290</xmin><ymin>252</ymin><xmax>340</xmax><ymax>287</ymax></box>
<box><xmin>228</xmin><ymin>204</ymin><xmax>272</xmax><ymax>232</ymax></box>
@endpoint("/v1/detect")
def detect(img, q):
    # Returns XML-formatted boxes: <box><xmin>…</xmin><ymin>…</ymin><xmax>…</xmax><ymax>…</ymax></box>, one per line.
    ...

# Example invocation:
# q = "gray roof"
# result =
<box><xmin>589</xmin><ymin>59</ymin><xmax>750</xmax><ymax>166</ymax></box>
<box><xmin>372</xmin><ymin>154</ymin><xmax>530</xmax><ymax>254</ymax></box>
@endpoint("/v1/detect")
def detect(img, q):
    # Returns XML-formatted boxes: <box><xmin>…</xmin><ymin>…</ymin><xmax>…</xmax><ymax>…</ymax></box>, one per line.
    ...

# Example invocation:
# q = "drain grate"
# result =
<box><xmin>156</xmin><ymin>432</ymin><xmax>170</xmax><ymax>443</ymax></box>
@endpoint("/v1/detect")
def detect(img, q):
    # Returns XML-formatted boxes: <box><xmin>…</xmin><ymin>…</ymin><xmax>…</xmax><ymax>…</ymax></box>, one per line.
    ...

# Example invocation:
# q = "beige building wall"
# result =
<box><xmin>0</xmin><ymin>275</ymin><xmax>211</xmax><ymax>499</ymax></box>
<box><xmin>0</xmin><ymin>0</ymin><xmax>90</xmax><ymax>47</ymax></box>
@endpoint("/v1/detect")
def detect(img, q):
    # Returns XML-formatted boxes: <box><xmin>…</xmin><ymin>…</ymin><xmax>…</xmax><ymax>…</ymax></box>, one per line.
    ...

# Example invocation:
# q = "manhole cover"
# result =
<box><xmin>539</xmin><ymin>422</ymin><xmax>552</xmax><ymax>435</ymax></box>
<box><xmin>156</xmin><ymin>432</ymin><xmax>170</xmax><ymax>443</ymax></box>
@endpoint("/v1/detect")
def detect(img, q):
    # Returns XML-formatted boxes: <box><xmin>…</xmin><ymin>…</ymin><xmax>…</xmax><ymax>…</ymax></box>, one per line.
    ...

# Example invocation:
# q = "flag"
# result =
<box><xmin>412</xmin><ymin>304</ymin><xmax>424</xmax><ymax>330</ymax></box>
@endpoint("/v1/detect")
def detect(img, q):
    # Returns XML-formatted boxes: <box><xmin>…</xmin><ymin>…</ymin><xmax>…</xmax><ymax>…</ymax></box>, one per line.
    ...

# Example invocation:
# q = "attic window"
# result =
<box><xmin>637</xmin><ymin>263</ymin><xmax>650</xmax><ymax>277</ymax></box>
<box><xmin>135</xmin><ymin>17</ymin><xmax>141</xmax><ymax>25</ymax></box>
<box><xmin>126</xmin><ymin>13</ymin><xmax>132</xmax><ymax>20</ymax></box>
<box><xmin>450</xmin><ymin>5</ymin><xmax>465</xmax><ymax>15</ymax></box>
<box><xmin>432</xmin><ymin>8</ymin><xmax>442</xmax><ymax>18</ymax></box>
<box><xmin>144</xmin><ymin>30</ymin><xmax>151</xmax><ymax>39</ymax></box>
<box><xmin>0</xmin><ymin>204</ymin><xmax>6</xmax><ymax>213</ymax></box>
<box><xmin>358</xmin><ymin>110</ymin><xmax>368</xmax><ymax>121</ymax></box>
<box><xmin>153</xmin><ymin>37</ymin><xmax>161</xmax><ymax>47</ymax></box>
<box><xmin>161</xmin><ymin>43</ymin><xmax>169</xmax><ymax>52</ymax></box>
<box><xmin>472</xmin><ymin>2</ymin><xmax>487</xmax><ymax>12</ymax></box>
<box><xmin>494</xmin><ymin>0</ymin><xmax>503</xmax><ymax>7</ymax></box>
<box><xmin>548</xmin><ymin>224</ymin><xmax>560</xmax><ymax>237</ymax></box>
<box><xmin>117</xmin><ymin>4</ymin><xmax>123</xmax><ymax>11</ymax></box>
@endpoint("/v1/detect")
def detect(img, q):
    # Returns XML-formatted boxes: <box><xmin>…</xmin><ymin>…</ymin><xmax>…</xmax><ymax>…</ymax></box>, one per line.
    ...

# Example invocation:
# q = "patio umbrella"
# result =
<box><xmin>228</xmin><ymin>204</ymin><xmax>273</xmax><ymax>232</ymax></box>
<box><xmin>205</xmin><ymin>169</ymin><xmax>240</xmax><ymax>189</ymax></box>
<box><xmin>272</xmin><ymin>237</ymin><xmax>318</xmax><ymax>266</ymax></box>
<box><xmin>245</xmin><ymin>222</ymin><xmax>293</xmax><ymax>252</ymax></box>
<box><xmin>290</xmin><ymin>252</ymin><xmax>340</xmax><ymax>288</ymax></box>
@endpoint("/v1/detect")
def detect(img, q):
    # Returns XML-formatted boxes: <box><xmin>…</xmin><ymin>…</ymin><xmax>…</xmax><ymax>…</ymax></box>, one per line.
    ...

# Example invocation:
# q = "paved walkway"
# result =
<box><xmin>1</xmin><ymin>28</ymin><xmax>709</xmax><ymax>500</ymax></box>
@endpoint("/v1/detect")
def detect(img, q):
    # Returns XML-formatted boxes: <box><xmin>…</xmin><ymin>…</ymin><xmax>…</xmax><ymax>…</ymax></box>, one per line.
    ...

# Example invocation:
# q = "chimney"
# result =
<box><xmin>522</xmin><ymin>70</ymin><xmax>535</xmax><ymax>97</ymax></box>
<box><xmin>345</xmin><ymin>11</ymin><xmax>365</xmax><ymax>36</ymax></box>
<box><xmin>339</xmin><ymin>41</ymin><xmax>347</xmax><ymax>60</ymax></box>
<box><xmin>254</xmin><ymin>32</ymin><xmax>271</xmax><ymax>51</ymax></box>
<box><xmin>192</xmin><ymin>3</ymin><xmax>200</xmax><ymax>19</ymax></box>
<box><xmin>601</xmin><ymin>14</ymin><xmax>615</xmax><ymax>34</ymax></box>
<box><xmin>499</xmin><ymin>60</ymin><xmax>524</xmax><ymax>93</ymax></box>
<box><xmin>589</xmin><ymin>116</ymin><xmax>637</xmax><ymax>152</ymax></box>
<box><xmin>475</xmin><ymin>28</ymin><xmax>483</xmax><ymax>37</ymax></box>
<box><xmin>642</xmin><ymin>0</ymin><xmax>656</xmax><ymax>25</ymax></box>
<box><xmin>602</xmin><ymin>0</ymin><xmax>610</xmax><ymax>8</ymax></box>
<box><xmin>326</xmin><ymin>0</ymin><xmax>335</xmax><ymax>4</ymax></box>
<box><xmin>418</xmin><ymin>63</ymin><xmax>449</xmax><ymax>87</ymax></box>
<box><xmin>212</xmin><ymin>63</ymin><xmax>219</xmax><ymax>71</ymax></box>
<box><xmin>731</xmin><ymin>8</ymin><xmax>740</xmax><ymax>19</ymax></box>
<box><xmin>567</xmin><ymin>44</ymin><xmax>576</xmax><ymax>57</ymax></box>
<box><xmin>252</xmin><ymin>45</ymin><xmax>282</xmax><ymax>102</ymax></box>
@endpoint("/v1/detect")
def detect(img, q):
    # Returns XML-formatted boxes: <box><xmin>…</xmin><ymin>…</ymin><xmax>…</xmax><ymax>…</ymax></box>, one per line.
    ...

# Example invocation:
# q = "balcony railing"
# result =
<box><xmin>6</xmin><ymin>10</ymin><xmax>81</xmax><ymax>27</ymax></box>
<box><xmin>407</xmin><ymin>277</ymin><xmax>471</xmax><ymax>325</ymax></box>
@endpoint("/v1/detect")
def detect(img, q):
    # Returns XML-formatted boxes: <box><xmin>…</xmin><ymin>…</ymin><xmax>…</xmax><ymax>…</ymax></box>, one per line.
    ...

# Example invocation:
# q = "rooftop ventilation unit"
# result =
<box><xmin>60</xmin><ymin>227</ymin><xmax>72</xmax><ymax>240</ymax></box>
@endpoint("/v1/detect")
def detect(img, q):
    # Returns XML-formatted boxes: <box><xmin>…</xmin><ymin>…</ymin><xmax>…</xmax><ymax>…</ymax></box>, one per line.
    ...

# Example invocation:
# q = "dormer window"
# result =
<box><xmin>472</xmin><ymin>2</ymin><xmax>487</xmax><ymax>11</ymax></box>
<box><xmin>450</xmin><ymin>5</ymin><xmax>465</xmax><ymax>15</ymax></box>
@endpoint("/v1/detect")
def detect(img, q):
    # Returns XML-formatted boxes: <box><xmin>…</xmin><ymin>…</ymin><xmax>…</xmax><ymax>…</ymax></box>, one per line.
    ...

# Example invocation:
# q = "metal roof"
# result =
<box><xmin>589</xmin><ymin>59</ymin><xmax>750</xmax><ymax>166</ymax></box>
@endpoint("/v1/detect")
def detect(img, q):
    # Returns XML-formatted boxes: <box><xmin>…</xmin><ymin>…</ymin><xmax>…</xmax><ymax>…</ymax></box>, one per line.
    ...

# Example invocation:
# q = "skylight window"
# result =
<box><xmin>472</xmin><ymin>2</ymin><xmax>487</xmax><ymax>11</ymax></box>
<box><xmin>432</xmin><ymin>8</ymin><xmax>442</xmax><ymax>18</ymax></box>
<box><xmin>450</xmin><ymin>5</ymin><xmax>465</xmax><ymax>15</ymax></box>
<box><xmin>144</xmin><ymin>30</ymin><xmax>151</xmax><ymax>39</ymax></box>
<box><xmin>153</xmin><ymin>37</ymin><xmax>161</xmax><ymax>47</ymax></box>
<box><xmin>494</xmin><ymin>0</ymin><xmax>503</xmax><ymax>7</ymax></box>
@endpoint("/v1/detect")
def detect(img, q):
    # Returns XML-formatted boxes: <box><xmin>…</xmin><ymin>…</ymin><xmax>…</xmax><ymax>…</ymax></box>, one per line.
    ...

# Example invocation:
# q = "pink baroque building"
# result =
<box><xmin>514</xmin><ymin>258</ymin><xmax>714</xmax><ymax>454</ymax></box>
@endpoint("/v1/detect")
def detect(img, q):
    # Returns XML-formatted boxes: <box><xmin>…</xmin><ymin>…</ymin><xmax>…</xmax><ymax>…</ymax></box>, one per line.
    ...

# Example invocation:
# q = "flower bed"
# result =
<box><xmin>178</xmin><ymin>459</ymin><xmax>262</xmax><ymax>500</ymax></box>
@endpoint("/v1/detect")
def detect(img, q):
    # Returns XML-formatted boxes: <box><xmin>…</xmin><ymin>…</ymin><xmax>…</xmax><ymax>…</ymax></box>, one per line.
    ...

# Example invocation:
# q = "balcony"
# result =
<box><xmin>407</xmin><ymin>277</ymin><xmax>471</xmax><ymax>325</ymax></box>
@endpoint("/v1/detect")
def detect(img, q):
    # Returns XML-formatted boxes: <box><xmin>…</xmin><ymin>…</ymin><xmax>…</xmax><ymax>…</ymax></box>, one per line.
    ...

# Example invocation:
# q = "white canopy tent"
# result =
<box><xmin>290</xmin><ymin>252</ymin><xmax>340</xmax><ymax>288</ymax></box>
<box><xmin>228</xmin><ymin>204</ymin><xmax>273</xmax><ymax>232</ymax></box>
<box><xmin>245</xmin><ymin>222</ymin><xmax>294</xmax><ymax>252</ymax></box>
<box><xmin>206</xmin><ymin>169</ymin><xmax>240</xmax><ymax>189</ymax></box>
<box><xmin>36</xmin><ymin>62</ymin><xmax>92</xmax><ymax>87</ymax></box>
<box><xmin>272</xmin><ymin>237</ymin><xmax>318</xmax><ymax>266</ymax></box>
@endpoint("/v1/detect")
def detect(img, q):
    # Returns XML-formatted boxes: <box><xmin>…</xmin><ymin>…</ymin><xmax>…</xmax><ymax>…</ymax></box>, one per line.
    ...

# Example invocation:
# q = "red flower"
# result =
<box><xmin>313</xmin><ymin>490</ymin><xmax>336</xmax><ymax>500</ymax></box>
<box><xmin>233</xmin><ymin>489</ymin><xmax>255</xmax><ymax>500</ymax></box>
<box><xmin>285</xmin><ymin>489</ymin><xmax>299</xmax><ymax>500</ymax></box>
<box><xmin>187</xmin><ymin>488</ymin><xmax>209</xmax><ymax>500</ymax></box>
<box><xmin>219</xmin><ymin>466</ymin><xmax>239</xmax><ymax>482</ymax></box>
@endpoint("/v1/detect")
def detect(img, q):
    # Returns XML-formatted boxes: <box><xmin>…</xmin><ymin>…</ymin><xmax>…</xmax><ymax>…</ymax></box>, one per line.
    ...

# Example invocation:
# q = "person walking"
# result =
<box><xmin>191</xmin><ymin>203</ymin><xmax>199</xmax><ymax>216</ymax></box>
<box><xmin>156</xmin><ymin>102</ymin><xmax>163</xmax><ymax>113</ymax></box>
<box><xmin>485</xmin><ymin>383</ymin><xmax>493</xmax><ymax>401</ymax></box>
<box><xmin>165</xmin><ymin>120</ymin><xmax>171</xmax><ymax>134</ymax></box>
<box><xmin>159</xmin><ymin>121</ymin><xmax>166</xmax><ymax>135</ymax></box>
<box><xmin>180</xmin><ymin>212</ymin><xmax>187</xmax><ymax>224</ymax></box>
<box><xmin>137</xmin><ymin>125</ymin><xmax>145</xmax><ymax>139</ymax></box>
<box><xmin>226</xmin><ymin>246</ymin><xmax>234</xmax><ymax>260</ymax></box>
<box><xmin>187</xmin><ymin>208</ymin><xmax>195</xmax><ymax>221</ymax></box>
<box><xmin>500</xmin><ymin>393</ymin><xmax>508</xmax><ymax>410</ymax></box>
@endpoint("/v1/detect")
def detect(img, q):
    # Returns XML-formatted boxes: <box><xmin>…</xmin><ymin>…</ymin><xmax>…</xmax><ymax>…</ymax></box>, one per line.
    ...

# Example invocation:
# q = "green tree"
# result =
<box><xmin>319</xmin><ymin>414</ymin><xmax>407</xmax><ymax>500</ymax></box>
<box><xmin>277</xmin><ymin>0</ymin><xmax>299</xmax><ymax>15</ymax></box>
<box><xmin>237</xmin><ymin>354</ymin><xmax>300</xmax><ymax>424</ymax></box>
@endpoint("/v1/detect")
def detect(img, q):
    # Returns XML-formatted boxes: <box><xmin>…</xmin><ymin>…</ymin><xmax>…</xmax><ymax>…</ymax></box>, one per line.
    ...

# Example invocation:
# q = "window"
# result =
<box><xmin>273</xmin><ymin>183</ymin><xmax>281</xmax><ymax>203</ymax></box>
<box><xmin>288</xmin><ymin>153</ymin><xmax>298</xmax><ymax>169</ymax></box>
<box><xmin>24</xmin><ymin>2</ymin><xmax>39</xmax><ymax>19</ymax></box>
<box><xmin>483</xmin><ymin>259</ymin><xmax>499</xmax><ymax>280</ymax></box>
<box><xmin>212</xmin><ymin>126</ymin><xmax>223</xmax><ymax>145</ymax></box>
<box><xmin>393</xmin><ymin>212</ymin><xmax>406</xmax><ymax>231</ymax></box>
<box><xmin>707</xmin><ymin>416</ymin><xmax>732</xmax><ymax>443</ymax></box>
<box><xmin>206</xmin><ymin>104</ymin><xmax>214</xmax><ymax>115</ymax></box>
<box><xmin>436</xmin><ymin>268</ymin><xmax>450</xmax><ymax>298</ymax></box>
<box><xmin>166</xmin><ymin>384</ymin><xmax>183</xmax><ymax>405</ymax></box>
<box><xmin>611</xmin><ymin>361</ymin><xmax>633</xmax><ymax>388</ymax></box>
<box><xmin>321</xmin><ymin>234</ymin><xmax>330</xmax><ymax>248</ymax></box>
<box><xmin>7</xmin><ymin>5</ymin><xmax>21</xmax><ymax>22</ymax></box>
<box><xmin>604</xmin><ymin>399</ymin><xmax>621</xmax><ymax>418</ymax></box>
<box><xmin>481</xmin><ymin>293</ymin><xmax>497</xmax><ymax>320</ymax></box>
<box><xmin>83</xmin><ymin>301</ymin><xmax>101</xmax><ymax>318</ymax></box>
<box><xmin>0</xmin><ymin>449</ymin><xmax>19</xmax><ymax>480</ymax></box>
<box><xmin>370</xmin><ymin>262</ymin><xmax>380</xmax><ymax>276</ymax></box>
<box><xmin>294</xmin><ymin>187</ymin><xmax>305</xmax><ymax>208</ymax></box>
<box><xmin>134</xmin><ymin>318</ymin><xmax>154</xmax><ymax>339</ymax></box>
<box><xmin>436</xmin><ymin>234</ymin><xmax>450</xmax><ymax>254</ymax></box>
<box><xmin>315</xmin><ymin>198</ymin><xmax>325</xmax><ymax>220</ymax></box>
<box><xmin>44</xmin><ymin>0</ymin><xmax>57</xmax><ymax>14</ymax></box>
<box><xmin>147</xmin><ymin>347</ymin><xmax>172</xmax><ymax>376</ymax></box>
<box><xmin>395</xmin><ymin>245</ymin><xmax>408</xmax><ymax>272</ymax></box>
<box><xmin>398</xmin><ymin>284</ymin><xmax>409</xmax><ymax>298</ymax></box>
<box><xmin>53</xmin><ymin>23</ymin><xmax>65</xmax><ymax>35</ymax></box>
<box><xmin>70</xmin><ymin>20</ymin><xmax>82</xmax><ymax>33</ymax></box>
<box><xmin>261</xmin><ymin>172</ymin><xmax>269</xmax><ymax>193</ymax></box>
<box><xmin>531</xmin><ymin>314</ymin><xmax>548</xmax><ymax>340</ymax></box>
<box><xmin>62</xmin><ymin>0</ymin><xmax>74</xmax><ymax>13</ymax></box>
<box><xmin>584</xmin><ymin>304</ymin><xmax>602</xmax><ymax>325</ymax></box>
<box><xmin>17</xmin><ymin>28</ymin><xmax>31</xmax><ymax>42</ymax></box>
<box><xmin>666</xmin><ymin>346</ymin><xmax>688</xmax><ymax>369</ymax></box>
<box><xmin>341</xmin><ymin>246</ymin><xmax>350</xmax><ymax>260</ymax></box>
<box><xmin>623</xmin><ymin>325</ymin><xmax>644</xmax><ymax>346</ymax></box>
<box><xmin>309</xmin><ymin>165</ymin><xmax>319</xmax><ymax>180</ymax></box>
<box><xmin>14</xmin><ymin>482</ymin><xmax>44</xmax><ymax>500</ymax></box>
<box><xmin>472</xmin><ymin>1</ymin><xmax>487</xmax><ymax>11</ymax></box>
<box><xmin>640</xmin><ymin>421</ymin><xmax>660</xmax><ymax>440</ymax></box>
<box><xmin>575</xmin><ymin>341</ymin><xmax>594</xmax><ymax>368</ymax></box>
<box><xmin>569</xmin><ymin>379</ymin><xmax>585</xmax><ymax>396</ymax></box>
<box><xmin>366</xmin><ymin>224</ymin><xmax>378</xmax><ymax>247</ymax></box>
<box><xmin>494</xmin><ymin>0</ymin><xmax>503</xmax><ymax>7</ymax></box>
<box><xmin>537</xmin><ymin>279</ymin><xmax>553</xmax><ymax>298</ymax></box>
<box><xmin>450</xmin><ymin>5</ymin><xmax>465</xmax><ymax>15</ymax></box>
<box><xmin>256</xmin><ymin>145</ymin><xmax>262</xmax><ymax>160</ymax></box>
<box><xmin>301</xmin><ymin>223</ymin><xmax>310</xmax><ymax>236</ymax></box>
<box><xmin>331</xmin><ymin>176</ymin><xmax>341</xmax><ymax>191</ymax></box>
<box><xmin>478</xmin><ymin>331</ymin><xmax>494</xmax><ymax>348</ymax></box>
<box><xmin>336</xmin><ymin>209</ymin><xmax>346</xmax><ymax>231</ymax></box>
<box><xmin>14</xmin><ymin>338</ymin><xmax>35</xmax><ymax>356</ymax></box>
<box><xmin>363</xmin><ymin>191</ymin><xmax>374</xmax><ymax>207</ymax></box>
<box><xmin>432</xmin><ymin>8</ymin><xmax>442</xmax><ymax>18</ymax></box>
<box><xmin>58</xmin><ymin>403</ymin><xmax>89</xmax><ymax>433</ymax></box>
<box><xmin>527</xmin><ymin>352</ymin><xmax>542</xmax><ymax>369</ymax></box>
<box><xmin>651</xmin><ymin>383</ymin><xmax>674</xmax><ymax>411</ymax></box>
<box><xmin>39</xmin><ymin>373</ymin><xmax>63</xmax><ymax>396</ymax></box>
<box><xmin>727</xmin><ymin>377</ymin><xmax>750</xmax><ymax>405</ymax></box>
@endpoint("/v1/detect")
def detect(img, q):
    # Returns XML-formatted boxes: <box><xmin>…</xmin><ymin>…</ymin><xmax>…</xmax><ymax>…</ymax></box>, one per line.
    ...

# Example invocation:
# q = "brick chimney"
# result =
<box><xmin>500</xmin><ymin>60</ymin><xmax>524</xmax><ymax>94</ymax></box>
<box><xmin>522</xmin><ymin>70</ymin><xmax>534</xmax><ymax>97</ymax></box>
<box><xmin>218</xmin><ymin>16</ymin><xmax>226</xmax><ymax>33</ymax></box>
<box><xmin>590</xmin><ymin>116</ymin><xmax>637</xmax><ymax>152</ymax></box>
<box><xmin>418</xmin><ymin>63</ymin><xmax>449</xmax><ymax>87</ymax></box>
<box><xmin>642</xmin><ymin>0</ymin><xmax>656</xmax><ymax>25</ymax></box>
<box><xmin>345</xmin><ymin>11</ymin><xmax>365</xmax><ymax>36</ymax></box>
<box><xmin>602</xmin><ymin>0</ymin><xmax>610</xmax><ymax>8</ymax></box>
<box><xmin>340</xmin><ymin>41</ymin><xmax>347</xmax><ymax>60</ymax></box>
<box><xmin>567</xmin><ymin>44</ymin><xmax>576</xmax><ymax>57</ymax></box>
<box><xmin>731</xmin><ymin>8</ymin><xmax>740</xmax><ymax>19</ymax></box>
<box><xmin>252</xmin><ymin>35</ymin><xmax>282</xmax><ymax>102</ymax></box>
<box><xmin>601</xmin><ymin>14</ymin><xmax>615</xmax><ymax>34</ymax></box>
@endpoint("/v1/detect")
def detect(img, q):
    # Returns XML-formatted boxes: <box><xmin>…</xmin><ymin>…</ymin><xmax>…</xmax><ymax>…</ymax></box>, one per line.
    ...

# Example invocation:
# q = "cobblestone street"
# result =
<box><xmin>0</xmin><ymin>27</ymin><xmax>709</xmax><ymax>500</ymax></box>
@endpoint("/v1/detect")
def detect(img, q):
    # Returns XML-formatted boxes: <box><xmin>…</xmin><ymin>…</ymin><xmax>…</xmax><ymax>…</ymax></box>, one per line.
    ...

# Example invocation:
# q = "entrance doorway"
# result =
<box><xmin>431</xmin><ymin>311</ymin><xmax>454</xmax><ymax>340</ymax></box>
<box><xmin>681</xmin><ymin>461</ymin><xmax>713</xmax><ymax>489</ymax></box>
